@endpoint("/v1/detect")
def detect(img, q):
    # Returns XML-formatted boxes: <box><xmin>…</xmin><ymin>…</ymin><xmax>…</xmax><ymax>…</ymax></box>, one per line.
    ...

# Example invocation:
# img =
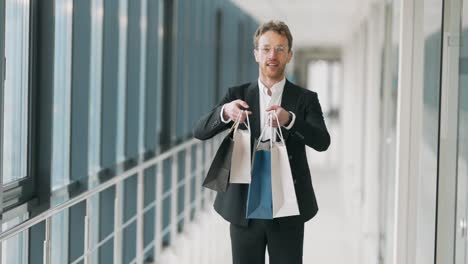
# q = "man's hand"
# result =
<box><xmin>223</xmin><ymin>100</ymin><xmax>252</xmax><ymax>123</ymax></box>
<box><xmin>265</xmin><ymin>105</ymin><xmax>290</xmax><ymax>128</ymax></box>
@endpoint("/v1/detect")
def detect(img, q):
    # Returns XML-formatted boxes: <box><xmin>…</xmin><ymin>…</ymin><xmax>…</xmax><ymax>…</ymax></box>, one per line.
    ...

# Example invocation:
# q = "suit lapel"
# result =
<box><xmin>280</xmin><ymin>80</ymin><xmax>298</xmax><ymax>141</ymax></box>
<box><xmin>245</xmin><ymin>82</ymin><xmax>260</xmax><ymax>140</ymax></box>
<box><xmin>281</xmin><ymin>80</ymin><xmax>298</xmax><ymax>113</ymax></box>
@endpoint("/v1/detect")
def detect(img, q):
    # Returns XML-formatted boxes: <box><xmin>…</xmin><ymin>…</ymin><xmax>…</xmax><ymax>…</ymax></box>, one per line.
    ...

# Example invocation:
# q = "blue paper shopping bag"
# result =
<box><xmin>246</xmin><ymin>146</ymin><xmax>273</xmax><ymax>219</ymax></box>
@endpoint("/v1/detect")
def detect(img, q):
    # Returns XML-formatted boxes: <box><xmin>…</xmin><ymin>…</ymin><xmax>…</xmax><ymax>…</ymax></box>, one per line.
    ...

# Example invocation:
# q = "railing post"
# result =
<box><xmin>154</xmin><ymin>163</ymin><xmax>163</xmax><ymax>261</ymax></box>
<box><xmin>170</xmin><ymin>155</ymin><xmax>178</xmax><ymax>245</ymax></box>
<box><xmin>114</xmin><ymin>182</ymin><xmax>123</xmax><ymax>264</ymax></box>
<box><xmin>203</xmin><ymin>141</ymin><xmax>212</xmax><ymax>207</ymax></box>
<box><xmin>43</xmin><ymin>218</ymin><xmax>52</xmax><ymax>264</ymax></box>
<box><xmin>84</xmin><ymin>198</ymin><xmax>91</xmax><ymax>264</ymax></box>
<box><xmin>184</xmin><ymin>146</ymin><xmax>191</xmax><ymax>228</ymax></box>
<box><xmin>136</xmin><ymin>171</ymin><xmax>144</xmax><ymax>264</ymax></box>
<box><xmin>195</xmin><ymin>143</ymin><xmax>203</xmax><ymax>213</ymax></box>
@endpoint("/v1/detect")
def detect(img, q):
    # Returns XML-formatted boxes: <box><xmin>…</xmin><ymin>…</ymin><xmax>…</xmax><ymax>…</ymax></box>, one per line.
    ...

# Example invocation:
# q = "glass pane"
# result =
<box><xmin>51</xmin><ymin>210</ymin><xmax>69</xmax><ymax>264</ymax></box>
<box><xmin>88</xmin><ymin>0</ymin><xmax>104</xmax><ymax>177</ymax></box>
<box><xmin>51</xmin><ymin>0</ymin><xmax>73</xmax><ymax>190</ymax></box>
<box><xmin>306</xmin><ymin>60</ymin><xmax>341</xmax><ymax>168</ymax></box>
<box><xmin>1</xmin><ymin>214</ymin><xmax>28</xmax><ymax>264</ymax></box>
<box><xmin>2</xmin><ymin>0</ymin><xmax>31</xmax><ymax>184</ymax></box>
<box><xmin>456</xmin><ymin>2</ymin><xmax>468</xmax><ymax>262</ymax></box>
<box><xmin>116</xmin><ymin>0</ymin><xmax>128</xmax><ymax>162</ymax></box>
<box><xmin>381</xmin><ymin>1</ymin><xmax>400</xmax><ymax>262</ymax></box>
<box><xmin>138</xmin><ymin>0</ymin><xmax>147</xmax><ymax>154</ymax></box>
<box><xmin>89</xmin><ymin>194</ymin><xmax>100</xmax><ymax>264</ymax></box>
<box><xmin>415</xmin><ymin>1</ymin><xmax>443</xmax><ymax>263</ymax></box>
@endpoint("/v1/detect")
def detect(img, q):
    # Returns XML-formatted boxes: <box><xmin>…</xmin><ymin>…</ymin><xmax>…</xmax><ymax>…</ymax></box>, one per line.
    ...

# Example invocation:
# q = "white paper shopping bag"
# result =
<box><xmin>229</xmin><ymin>111</ymin><xmax>251</xmax><ymax>183</ymax></box>
<box><xmin>270</xmin><ymin>113</ymin><xmax>300</xmax><ymax>218</ymax></box>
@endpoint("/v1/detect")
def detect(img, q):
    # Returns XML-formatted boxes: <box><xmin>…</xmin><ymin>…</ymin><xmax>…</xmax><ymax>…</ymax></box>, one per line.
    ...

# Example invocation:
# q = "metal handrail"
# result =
<box><xmin>0</xmin><ymin>137</ymin><xmax>208</xmax><ymax>243</ymax></box>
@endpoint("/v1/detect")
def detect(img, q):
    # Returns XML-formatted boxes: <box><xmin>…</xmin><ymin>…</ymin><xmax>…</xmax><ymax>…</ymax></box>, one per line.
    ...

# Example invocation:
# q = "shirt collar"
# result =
<box><xmin>258</xmin><ymin>78</ymin><xmax>286</xmax><ymax>97</ymax></box>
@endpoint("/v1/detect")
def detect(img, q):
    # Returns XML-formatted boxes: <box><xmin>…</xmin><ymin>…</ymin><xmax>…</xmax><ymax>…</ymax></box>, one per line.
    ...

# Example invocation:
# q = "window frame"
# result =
<box><xmin>1</xmin><ymin>0</ymin><xmax>37</xmax><ymax>217</ymax></box>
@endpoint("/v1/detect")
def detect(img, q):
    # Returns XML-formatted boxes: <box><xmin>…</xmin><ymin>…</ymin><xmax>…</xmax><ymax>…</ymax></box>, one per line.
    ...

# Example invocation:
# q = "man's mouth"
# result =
<box><xmin>267</xmin><ymin>63</ymin><xmax>279</xmax><ymax>67</ymax></box>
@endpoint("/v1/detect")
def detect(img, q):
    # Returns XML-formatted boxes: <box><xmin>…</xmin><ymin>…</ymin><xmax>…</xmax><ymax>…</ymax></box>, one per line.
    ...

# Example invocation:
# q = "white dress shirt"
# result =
<box><xmin>220</xmin><ymin>78</ymin><xmax>296</xmax><ymax>141</ymax></box>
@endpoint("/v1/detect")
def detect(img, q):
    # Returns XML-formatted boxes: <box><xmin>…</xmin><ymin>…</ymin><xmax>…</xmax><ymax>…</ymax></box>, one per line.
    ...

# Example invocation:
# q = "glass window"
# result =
<box><xmin>455</xmin><ymin>2</ymin><xmax>468</xmax><ymax>262</ymax></box>
<box><xmin>380</xmin><ymin>1</ymin><xmax>400</xmax><ymax>262</ymax></box>
<box><xmin>160</xmin><ymin>0</ymin><xmax>174</xmax><ymax>150</ymax></box>
<box><xmin>214</xmin><ymin>9</ymin><xmax>222</xmax><ymax>103</ymax></box>
<box><xmin>138</xmin><ymin>0</ymin><xmax>147</xmax><ymax>155</ymax></box>
<box><xmin>116</xmin><ymin>0</ymin><xmax>128</xmax><ymax>163</ymax></box>
<box><xmin>1</xmin><ymin>214</ymin><xmax>28</xmax><ymax>264</ymax></box>
<box><xmin>125</xmin><ymin>0</ymin><xmax>143</xmax><ymax>160</ymax></box>
<box><xmin>175</xmin><ymin>0</ymin><xmax>185</xmax><ymax>141</ymax></box>
<box><xmin>2</xmin><ymin>0</ymin><xmax>31</xmax><ymax>185</ymax></box>
<box><xmin>51</xmin><ymin>210</ymin><xmax>69</xmax><ymax>264</ymax></box>
<box><xmin>101</xmin><ymin>0</ymin><xmax>120</xmax><ymax>169</ymax></box>
<box><xmin>144</xmin><ymin>0</ymin><xmax>162</xmax><ymax>156</ymax></box>
<box><xmin>415</xmin><ymin>1</ymin><xmax>444</xmax><ymax>262</ymax></box>
<box><xmin>306</xmin><ymin>60</ymin><xmax>341</xmax><ymax>167</ymax></box>
<box><xmin>88</xmin><ymin>0</ymin><xmax>104</xmax><ymax>177</ymax></box>
<box><xmin>51</xmin><ymin>0</ymin><xmax>73</xmax><ymax>190</ymax></box>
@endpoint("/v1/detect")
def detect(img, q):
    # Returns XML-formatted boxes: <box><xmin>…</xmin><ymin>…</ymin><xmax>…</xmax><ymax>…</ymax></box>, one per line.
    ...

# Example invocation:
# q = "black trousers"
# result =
<box><xmin>230</xmin><ymin>219</ymin><xmax>304</xmax><ymax>264</ymax></box>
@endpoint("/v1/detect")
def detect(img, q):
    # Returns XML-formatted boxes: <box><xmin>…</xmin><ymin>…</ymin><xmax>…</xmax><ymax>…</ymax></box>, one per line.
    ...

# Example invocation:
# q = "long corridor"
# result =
<box><xmin>2</xmin><ymin>0</ymin><xmax>468</xmax><ymax>263</ymax></box>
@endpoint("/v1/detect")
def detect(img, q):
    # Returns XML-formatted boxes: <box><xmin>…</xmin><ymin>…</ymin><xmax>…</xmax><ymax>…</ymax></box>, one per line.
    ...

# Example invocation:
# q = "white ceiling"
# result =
<box><xmin>231</xmin><ymin>0</ymin><xmax>372</xmax><ymax>48</ymax></box>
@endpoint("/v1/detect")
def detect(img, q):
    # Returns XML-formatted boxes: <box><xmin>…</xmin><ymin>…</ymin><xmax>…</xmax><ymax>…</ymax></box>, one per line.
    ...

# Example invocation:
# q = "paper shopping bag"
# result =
<box><xmin>230</xmin><ymin>112</ymin><xmax>251</xmax><ymax>184</ymax></box>
<box><xmin>271</xmin><ymin>142</ymin><xmax>300</xmax><ymax>218</ymax></box>
<box><xmin>246</xmin><ymin>141</ymin><xmax>273</xmax><ymax>219</ymax></box>
<box><xmin>270</xmin><ymin>112</ymin><xmax>299</xmax><ymax>218</ymax></box>
<box><xmin>202</xmin><ymin>131</ymin><xmax>234</xmax><ymax>192</ymax></box>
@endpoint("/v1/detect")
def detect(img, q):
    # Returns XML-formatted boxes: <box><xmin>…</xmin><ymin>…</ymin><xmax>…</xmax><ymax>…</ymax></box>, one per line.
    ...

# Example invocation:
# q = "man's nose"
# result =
<box><xmin>267</xmin><ymin>50</ymin><xmax>278</xmax><ymax>57</ymax></box>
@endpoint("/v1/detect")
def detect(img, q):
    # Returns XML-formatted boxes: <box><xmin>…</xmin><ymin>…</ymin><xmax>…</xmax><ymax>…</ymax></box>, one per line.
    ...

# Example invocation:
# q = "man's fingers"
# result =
<box><xmin>267</xmin><ymin>115</ymin><xmax>280</xmax><ymax>127</ymax></box>
<box><xmin>238</xmin><ymin>111</ymin><xmax>252</xmax><ymax>122</ymax></box>
<box><xmin>265</xmin><ymin>105</ymin><xmax>281</xmax><ymax>112</ymax></box>
<box><xmin>268</xmin><ymin>119</ymin><xmax>279</xmax><ymax>127</ymax></box>
<box><xmin>234</xmin><ymin>100</ymin><xmax>250</xmax><ymax>109</ymax></box>
<box><xmin>272</xmin><ymin>115</ymin><xmax>279</xmax><ymax>124</ymax></box>
<box><xmin>226</xmin><ymin>100</ymin><xmax>252</xmax><ymax>121</ymax></box>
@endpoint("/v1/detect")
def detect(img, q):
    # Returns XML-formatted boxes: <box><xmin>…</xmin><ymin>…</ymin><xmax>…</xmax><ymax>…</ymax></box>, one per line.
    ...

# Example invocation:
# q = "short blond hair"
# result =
<box><xmin>253</xmin><ymin>20</ymin><xmax>293</xmax><ymax>51</ymax></box>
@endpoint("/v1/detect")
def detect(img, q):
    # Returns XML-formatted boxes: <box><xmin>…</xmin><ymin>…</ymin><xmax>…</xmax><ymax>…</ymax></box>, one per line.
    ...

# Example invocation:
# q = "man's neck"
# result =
<box><xmin>259</xmin><ymin>76</ymin><xmax>285</xmax><ymax>89</ymax></box>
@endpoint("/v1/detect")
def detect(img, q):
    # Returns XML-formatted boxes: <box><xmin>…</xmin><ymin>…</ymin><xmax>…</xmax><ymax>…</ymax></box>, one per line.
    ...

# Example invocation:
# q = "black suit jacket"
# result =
<box><xmin>194</xmin><ymin>80</ymin><xmax>330</xmax><ymax>227</ymax></box>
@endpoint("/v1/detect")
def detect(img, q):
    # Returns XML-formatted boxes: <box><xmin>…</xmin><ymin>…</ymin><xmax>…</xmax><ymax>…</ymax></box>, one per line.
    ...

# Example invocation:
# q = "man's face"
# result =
<box><xmin>254</xmin><ymin>31</ymin><xmax>293</xmax><ymax>82</ymax></box>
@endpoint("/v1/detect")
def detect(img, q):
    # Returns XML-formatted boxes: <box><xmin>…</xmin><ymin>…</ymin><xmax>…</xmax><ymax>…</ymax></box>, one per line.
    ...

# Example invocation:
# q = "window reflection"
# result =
<box><xmin>1</xmin><ymin>214</ymin><xmax>28</xmax><ymax>264</ymax></box>
<box><xmin>51</xmin><ymin>0</ymin><xmax>73</xmax><ymax>190</ymax></box>
<box><xmin>2</xmin><ymin>0</ymin><xmax>30</xmax><ymax>184</ymax></box>
<box><xmin>455</xmin><ymin>2</ymin><xmax>468</xmax><ymax>262</ymax></box>
<box><xmin>415</xmin><ymin>1</ymin><xmax>444</xmax><ymax>263</ymax></box>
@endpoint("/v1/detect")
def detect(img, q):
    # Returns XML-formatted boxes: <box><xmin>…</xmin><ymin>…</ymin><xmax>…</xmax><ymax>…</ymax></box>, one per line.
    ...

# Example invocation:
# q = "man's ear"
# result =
<box><xmin>287</xmin><ymin>50</ymin><xmax>293</xmax><ymax>63</ymax></box>
<box><xmin>254</xmin><ymin>49</ymin><xmax>260</xmax><ymax>63</ymax></box>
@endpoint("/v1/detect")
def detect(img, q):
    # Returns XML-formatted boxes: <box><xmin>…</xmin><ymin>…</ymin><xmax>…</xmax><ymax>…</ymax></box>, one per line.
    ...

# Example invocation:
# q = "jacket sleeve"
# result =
<box><xmin>193</xmin><ymin>88</ymin><xmax>235</xmax><ymax>140</ymax></box>
<box><xmin>287</xmin><ymin>91</ymin><xmax>330</xmax><ymax>151</ymax></box>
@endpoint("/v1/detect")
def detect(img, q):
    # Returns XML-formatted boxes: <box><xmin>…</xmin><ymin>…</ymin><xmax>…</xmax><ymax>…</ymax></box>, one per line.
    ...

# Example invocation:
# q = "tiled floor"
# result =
<box><xmin>262</xmin><ymin>166</ymin><xmax>349</xmax><ymax>264</ymax></box>
<box><xmin>175</xmin><ymin>164</ymin><xmax>349</xmax><ymax>264</ymax></box>
<box><xmin>302</xmin><ymin>166</ymin><xmax>349</xmax><ymax>264</ymax></box>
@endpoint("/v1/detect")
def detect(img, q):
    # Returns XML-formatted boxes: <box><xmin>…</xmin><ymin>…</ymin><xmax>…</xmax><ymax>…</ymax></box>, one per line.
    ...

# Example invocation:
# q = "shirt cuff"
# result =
<box><xmin>283</xmin><ymin>111</ymin><xmax>296</xmax><ymax>130</ymax></box>
<box><xmin>220</xmin><ymin>104</ymin><xmax>231</xmax><ymax>124</ymax></box>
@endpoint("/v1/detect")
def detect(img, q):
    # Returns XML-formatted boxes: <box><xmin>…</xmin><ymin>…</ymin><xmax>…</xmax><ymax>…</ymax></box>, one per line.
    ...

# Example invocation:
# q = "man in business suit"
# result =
<box><xmin>194</xmin><ymin>20</ymin><xmax>330</xmax><ymax>264</ymax></box>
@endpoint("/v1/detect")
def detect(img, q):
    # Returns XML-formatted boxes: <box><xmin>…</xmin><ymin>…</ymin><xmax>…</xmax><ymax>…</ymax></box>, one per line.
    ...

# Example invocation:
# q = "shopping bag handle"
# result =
<box><xmin>228</xmin><ymin>110</ymin><xmax>243</xmax><ymax>134</ymax></box>
<box><xmin>272</xmin><ymin>112</ymin><xmax>286</xmax><ymax>144</ymax></box>
<box><xmin>233</xmin><ymin>110</ymin><xmax>251</xmax><ymax>135</ymax></box>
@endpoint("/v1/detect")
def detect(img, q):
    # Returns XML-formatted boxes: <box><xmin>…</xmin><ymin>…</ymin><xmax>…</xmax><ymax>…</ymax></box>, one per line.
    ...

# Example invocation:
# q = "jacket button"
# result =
<box><xmin>288</xmin><ymin>155</ymin><xmax>292</xmax><ymax>160</ymax></box>
<box><xmin>293</xmin><ymin>179</ymin><xmax>297</xmax><ymax>184</ymax></box>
